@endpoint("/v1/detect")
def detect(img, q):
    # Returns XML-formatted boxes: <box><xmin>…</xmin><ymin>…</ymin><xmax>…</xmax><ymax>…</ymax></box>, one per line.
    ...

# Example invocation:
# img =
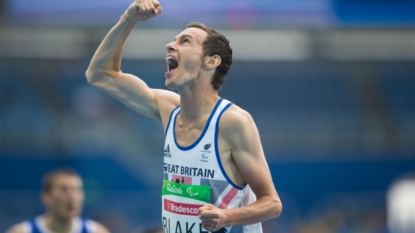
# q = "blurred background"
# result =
<box><xmin>0</xmin><ymin>0</ymin><xmax>415</xmax><ymax>232</ymax></box>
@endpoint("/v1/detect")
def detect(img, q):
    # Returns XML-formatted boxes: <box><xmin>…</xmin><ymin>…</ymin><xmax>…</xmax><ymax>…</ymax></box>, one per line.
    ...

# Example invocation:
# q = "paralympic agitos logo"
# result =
<box><xmin>186</xmin><ymin>187</ymin><xmax>199</xmax><ymax>197</ymax></box>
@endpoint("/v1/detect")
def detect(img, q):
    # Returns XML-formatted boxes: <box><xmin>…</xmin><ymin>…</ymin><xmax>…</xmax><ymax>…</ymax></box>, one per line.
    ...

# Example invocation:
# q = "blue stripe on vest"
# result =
<box><xmin>29</xmin><ymin>218</ymin><xmax>89</xmax><ymax>233</ymax></box>
<box><xmin>81</xmin><ymin>218</ymin><xmax>88</xmax><ymax>233</ymax></box>
<box><xmin>29</xmin><ymin>219</ymin><xmax>41</xmax><ymax>233</ymax></box>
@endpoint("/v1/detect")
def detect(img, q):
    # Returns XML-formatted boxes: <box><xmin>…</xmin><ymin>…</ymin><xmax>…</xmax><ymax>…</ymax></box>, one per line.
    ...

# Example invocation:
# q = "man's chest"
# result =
<box><xmin>174</xmin><ymin>121</ymin><xmax>207</xmax><ymax>147</ymax></box>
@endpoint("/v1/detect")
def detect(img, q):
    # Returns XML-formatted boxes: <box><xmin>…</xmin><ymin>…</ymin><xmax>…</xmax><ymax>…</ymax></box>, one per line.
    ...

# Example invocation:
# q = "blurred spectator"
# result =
<box><xmin>5</xmin><ymin>167</ymin><xmax>110</xmax><ymax>233</ymax></box>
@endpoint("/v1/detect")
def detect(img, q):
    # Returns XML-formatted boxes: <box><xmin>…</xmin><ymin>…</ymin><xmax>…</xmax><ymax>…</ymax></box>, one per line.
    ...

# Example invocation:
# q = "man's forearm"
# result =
<box><xmin>225</xmin><ymin>195</ymin><xmax>282</xmax><ymax>226</ymax></box>
<box><xmin>87</xmin><ymin>16</ymin><xmax>138</xmax><ymax>75</ymax></box>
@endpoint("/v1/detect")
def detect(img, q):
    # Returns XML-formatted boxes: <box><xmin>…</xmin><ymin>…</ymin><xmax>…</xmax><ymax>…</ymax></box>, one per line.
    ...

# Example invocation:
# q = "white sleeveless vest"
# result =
<box><xmin>21</xmin><ymin>216</ymin><xmax>94</xmax><ymax>233</ymax></box>
<box><xmin>162</xmin><ymin>98</ymin><xmax>263</xmax><ymax>233</ymax></box>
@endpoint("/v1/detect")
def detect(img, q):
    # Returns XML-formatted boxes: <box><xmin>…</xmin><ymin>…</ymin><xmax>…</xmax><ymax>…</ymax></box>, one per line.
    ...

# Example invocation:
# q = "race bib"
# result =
<box><xmin>162</xmin><ymin>180</ymin><xmax>212</xmax><ymax>233</ymax></box>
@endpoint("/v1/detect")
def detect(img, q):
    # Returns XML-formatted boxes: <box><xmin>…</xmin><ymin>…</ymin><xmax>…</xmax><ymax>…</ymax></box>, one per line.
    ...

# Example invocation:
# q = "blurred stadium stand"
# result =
<box><xmin>0</xmin><ymin>0</ymin><xmax>415</xmax><ymax>232</ymax></box>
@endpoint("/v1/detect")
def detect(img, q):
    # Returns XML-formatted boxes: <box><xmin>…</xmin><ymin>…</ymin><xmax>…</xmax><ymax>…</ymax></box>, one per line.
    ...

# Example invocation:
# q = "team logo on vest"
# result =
<box><xmin>200</xmin><ymin>143</ymin><xmax>212</xmax><ymax>153</ymax></box>
<box><xmin>164</xmin><ymin>144</ymin><xmax>171</xmax><ymax>157</ymax></box>
<box><xmin>204</xmin><ymin>143</ymin><xmax>212</xmax><ymax>150</ymax></box>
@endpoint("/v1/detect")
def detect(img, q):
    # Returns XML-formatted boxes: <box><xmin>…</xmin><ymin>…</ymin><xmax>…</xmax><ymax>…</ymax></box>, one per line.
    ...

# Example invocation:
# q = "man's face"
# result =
<box><xmin>165</xmin><ymin>27</ymin><xmax>208</xmax><ymax>90</ymax></box>
<box><xmin>42</xmin><ymin>174</ymin><xmax>84</xmax><ymax>220</ymax></box>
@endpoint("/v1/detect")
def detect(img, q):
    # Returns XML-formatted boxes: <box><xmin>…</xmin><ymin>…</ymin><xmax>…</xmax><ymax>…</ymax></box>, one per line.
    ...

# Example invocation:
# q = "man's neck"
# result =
<box><xmin>43</xmin><ymin>214</ymin><xmax>73</xmax><ymax>233</ymax></box>
<box><xmin>178</xmin><ymin>86</ymin><xmax>219</xmax><ymax>124</ymax></box>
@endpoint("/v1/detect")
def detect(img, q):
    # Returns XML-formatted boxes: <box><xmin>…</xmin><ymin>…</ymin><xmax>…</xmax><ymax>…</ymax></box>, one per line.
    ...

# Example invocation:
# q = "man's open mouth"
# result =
<box><xmin>166</xmin><ymin>56</ymin><xmax>178</xmax><ymax>72</ymax></box>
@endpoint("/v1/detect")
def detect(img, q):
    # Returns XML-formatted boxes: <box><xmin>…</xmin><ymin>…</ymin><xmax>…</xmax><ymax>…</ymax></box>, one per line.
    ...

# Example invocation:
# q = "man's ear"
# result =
<box><xmin>204</xmin><ymin>55</ymin><xmax>221</xmax><ymax>69</ymax></box>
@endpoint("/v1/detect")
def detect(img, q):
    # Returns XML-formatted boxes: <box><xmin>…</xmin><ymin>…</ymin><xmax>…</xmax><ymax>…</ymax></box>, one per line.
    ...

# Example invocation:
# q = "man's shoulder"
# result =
<box><xmin>219</xmin><ymin>103</ymin><xmax>260</xmax><ymax>150</ymax></box>
<box><xmin>220</xmin><ymin>104</ymin><xmax>255</xmax><ymax>132</ymax></box>
<box><xmin>5</xmin><ymin>222</ymin><xmax>27</xmax><ymax>233</ymax></box>
<box><xmin>85</xmin><ymin>219</ymin><xmax>110</xmax><ymax>233</ymax></box>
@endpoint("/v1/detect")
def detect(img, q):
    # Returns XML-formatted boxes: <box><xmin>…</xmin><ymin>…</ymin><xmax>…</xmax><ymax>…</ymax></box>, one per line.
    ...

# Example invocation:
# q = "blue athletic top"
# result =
<box><xmin>26</xmin><ymin>217</ymin><xmax>91</xmax><ymax>233</ymax></box>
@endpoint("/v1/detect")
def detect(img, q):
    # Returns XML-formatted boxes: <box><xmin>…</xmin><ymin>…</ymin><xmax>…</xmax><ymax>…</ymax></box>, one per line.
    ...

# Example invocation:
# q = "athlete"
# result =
<box><xmin>6</xmin><ymin>168</ymin><xmax>110</xmax><ymax>233</ymax></box>
<box><xmin>85</xmin><ymin>0</ymin><xmax>282</xmax><ymax>232</ymax></box>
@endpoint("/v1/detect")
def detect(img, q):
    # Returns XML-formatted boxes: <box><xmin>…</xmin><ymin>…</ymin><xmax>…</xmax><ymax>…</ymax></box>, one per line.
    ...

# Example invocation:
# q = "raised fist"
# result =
<box><xmin>123</xmin><ymin>0</ymin><xmax>162</xmax><ymax>22</ymax></box>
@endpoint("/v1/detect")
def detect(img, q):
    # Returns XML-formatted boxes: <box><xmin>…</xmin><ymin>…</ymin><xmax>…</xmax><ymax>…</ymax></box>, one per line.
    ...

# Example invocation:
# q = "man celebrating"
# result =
<box><xmin>6</xmin><ymin>168</ymin><xmax>110</xmax><ymax>233</ymax></box>
<box><xmin>86</xmin><ymin>0</ymin><xmax>282</xmax><ymax>232</ymax></box>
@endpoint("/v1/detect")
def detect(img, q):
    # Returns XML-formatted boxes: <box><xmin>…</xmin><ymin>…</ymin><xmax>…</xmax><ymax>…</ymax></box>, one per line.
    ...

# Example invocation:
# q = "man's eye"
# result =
<box><xmin>183</xmin><ymin>39</ymin><xmax>189</xmax><ymax>43</ymax></box>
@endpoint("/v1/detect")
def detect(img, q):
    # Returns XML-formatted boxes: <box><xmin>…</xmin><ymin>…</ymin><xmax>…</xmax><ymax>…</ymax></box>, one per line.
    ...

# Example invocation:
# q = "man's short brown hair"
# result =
<box><xmin>185</xmin><ymin>22</ymin><xmax>232</xmax><ymax>91</ymax></box>
<box><xmin>41</xmin><ymin>167</ymin><xmax>81</xmax><ymax>193</ymax></box>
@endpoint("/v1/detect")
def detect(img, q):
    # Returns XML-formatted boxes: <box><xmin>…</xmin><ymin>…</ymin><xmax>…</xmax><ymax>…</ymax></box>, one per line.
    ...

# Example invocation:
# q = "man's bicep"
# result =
<box><xmin>91</xmin><ymin>71</ymin><xmax>178</xmax><ymax>120</ymax></box>
<box><xmin>229</xmin><ymin>113</ymin><xmax>276</xmax><ymax>197</ymax></box>
<box><xmin>235</xmin><ymin>150</ymin><xmax>275</xmax><ymax>198</ymax></box>
<box><xmin>5</xmin><ymin>223</ymin><xmax>26</xmax><ymax>233</ymax></box>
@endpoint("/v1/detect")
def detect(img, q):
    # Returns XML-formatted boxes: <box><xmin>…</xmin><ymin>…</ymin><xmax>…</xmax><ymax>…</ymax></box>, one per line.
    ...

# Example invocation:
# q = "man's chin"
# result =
<box><xmin>165</xmin><ymin>81</ymin><xmax>178</xmax><ymax>91</ymax></box>
<box><xmin>56</xmin><ymin>214</ymin><xmax>75</xmax><ymax>221</ymax></box>
<box><xmin>60</xmin><ymin>211</ymin><xmax>81</xmax><ymax>220</ymax></box>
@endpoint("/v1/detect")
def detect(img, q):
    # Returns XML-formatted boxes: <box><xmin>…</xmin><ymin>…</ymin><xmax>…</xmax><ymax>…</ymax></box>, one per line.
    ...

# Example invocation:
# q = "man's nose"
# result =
<box><xmin>166</xmin><ymin>42</ymin><xmax>176</xmax><ymax>52</ymax></box>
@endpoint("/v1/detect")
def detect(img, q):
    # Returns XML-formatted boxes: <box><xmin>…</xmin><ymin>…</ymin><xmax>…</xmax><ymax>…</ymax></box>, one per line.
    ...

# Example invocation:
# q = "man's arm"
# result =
<box><xmin>198</xmin><ymin>107</ymin><xmax>282</xmax><ymax>231</ymax></box>
<box><xmin>85</xmin><ymin>0</ymin><xmax>179</xmax><ymax>122</ymax></box>
<box><xmin>5</xmin><ymin>223</ymin><xmax>26</xmax><ymax>233</ymax></box>
<box><xmin>93</xmin><ymin>221</ymin><xmax>111</xmax><ymax>233</ymax></box>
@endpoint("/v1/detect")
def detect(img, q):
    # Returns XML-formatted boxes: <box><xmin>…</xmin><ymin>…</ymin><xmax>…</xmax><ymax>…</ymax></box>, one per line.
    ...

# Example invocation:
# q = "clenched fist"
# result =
<box><xmin>123</xmin><ymin>0</ymin><xmax>162</xmax><ymax>22</ymax></box>
<box><xmin>198</xmin><ymin>204</ymin><xmax>229</xmax><ymax>232</ymax></box>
